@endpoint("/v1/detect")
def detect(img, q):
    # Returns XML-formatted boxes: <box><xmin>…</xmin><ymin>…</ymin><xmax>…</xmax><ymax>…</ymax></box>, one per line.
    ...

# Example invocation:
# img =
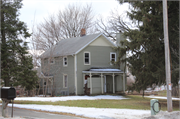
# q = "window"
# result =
<box><xmin>110</xmin><ymin>52</ymin><xmax>116</xmax><ymax>65</ymax></box>
<box><xmin>63</xmin><ymin>56</ymin><xmax>68</xmax><ymax>66</ymax></box>
<box><xmin>63</xmin><ymin>74</ymin><xmax>68</xmax><ymax>88</ymax></box>
<box><xmin>49</xmin><ymin>58</ymin><xmax>55</xmax><ymax>64</ymax></box>
<box><xmin>84</xmin><ymin>52</ymin><xmax>90</xmax><ymax>65</ymax></box>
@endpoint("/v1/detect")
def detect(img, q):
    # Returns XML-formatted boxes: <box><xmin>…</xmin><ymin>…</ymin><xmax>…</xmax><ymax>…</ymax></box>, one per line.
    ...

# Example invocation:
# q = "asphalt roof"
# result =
<box><xmin>40</xmin><ymin>33</ymin><xmax>116</xmax><ymax>58</ymax></box>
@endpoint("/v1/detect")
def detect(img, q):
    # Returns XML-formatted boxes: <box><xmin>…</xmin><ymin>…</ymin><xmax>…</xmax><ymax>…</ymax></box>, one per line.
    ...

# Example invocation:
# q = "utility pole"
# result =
<box><xmin>179</xmin><ymin>0</ymin><xmax>180</xmax><ymax>111</ymax></box>
<box><xmin>162</xmin><ymin>0</ymin><xmax>173</xmax><ymax>112</ymax></box>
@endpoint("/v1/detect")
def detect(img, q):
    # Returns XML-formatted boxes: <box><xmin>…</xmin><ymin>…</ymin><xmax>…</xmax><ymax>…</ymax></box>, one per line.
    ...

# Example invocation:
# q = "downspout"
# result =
<box><xmin>73</xmin><ymin>54</ymin><xmax>78</xmax><ymax>95</ymax></box>
<box><xmin>116</xmin><ymin>32</ymin><xmax>126</xmax><ymax>93</ymax></box>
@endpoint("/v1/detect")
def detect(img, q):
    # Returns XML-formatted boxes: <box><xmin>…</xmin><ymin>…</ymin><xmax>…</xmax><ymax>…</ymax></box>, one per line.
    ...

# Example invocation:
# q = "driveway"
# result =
<box><xmin>0</xmin><ymin>106</ymin><xmax>85</xmax><ymax>119</ymax></box>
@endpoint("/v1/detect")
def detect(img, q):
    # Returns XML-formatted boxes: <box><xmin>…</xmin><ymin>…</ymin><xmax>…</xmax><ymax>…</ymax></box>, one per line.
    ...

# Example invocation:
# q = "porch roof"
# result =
<box><xmin>82</xmin><ymin>68</ymin><xmax>124</xmax><ymax>74</ymax></box>
<box><xmin>38</xmin><ymin>72</ymin><xmax>53</xmax><ymax>79</ymax></box>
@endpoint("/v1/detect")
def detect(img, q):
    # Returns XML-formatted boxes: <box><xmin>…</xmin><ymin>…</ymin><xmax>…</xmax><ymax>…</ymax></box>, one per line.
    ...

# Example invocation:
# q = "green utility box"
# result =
<box><xmin>150</xmin><ymin>99</ymin><xmax>160</xmax><ymax>116</ymax></box>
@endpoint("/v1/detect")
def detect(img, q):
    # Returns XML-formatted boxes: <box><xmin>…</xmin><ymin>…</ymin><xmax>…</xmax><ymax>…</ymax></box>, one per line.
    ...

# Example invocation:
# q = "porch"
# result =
<box><xmin>82</xmin><ymin>68</ymin><xmax>126</xmax><ymax>95</ymax></box>
<box><xmin>38</xmin><ymin>72</ymin><xmax>54</xmax><ymax>95</ymax></box>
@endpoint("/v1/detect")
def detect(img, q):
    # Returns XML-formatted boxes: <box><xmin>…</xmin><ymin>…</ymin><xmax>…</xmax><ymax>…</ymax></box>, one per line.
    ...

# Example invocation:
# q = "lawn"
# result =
<box><xmin>157</xmin><ymin>90</ymin><xmax>167</xmax><ymax>97</ymax></box>
<box><xmin>12</xmin><ymin>95</ymin><xmax>180</xmax><ymax>111</ymax></box>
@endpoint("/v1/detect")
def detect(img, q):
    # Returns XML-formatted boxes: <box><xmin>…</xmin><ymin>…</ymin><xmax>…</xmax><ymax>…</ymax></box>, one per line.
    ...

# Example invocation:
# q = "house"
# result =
<box><xmin>40</xmin><ymin>29</ymin><xmax>126</xmax><ymax>95</ymax></box>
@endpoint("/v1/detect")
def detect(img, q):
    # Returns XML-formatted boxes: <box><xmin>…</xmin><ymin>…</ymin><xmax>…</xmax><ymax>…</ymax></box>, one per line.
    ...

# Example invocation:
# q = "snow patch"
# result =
<box><xmin>9</xmin><ymin>104</ymin><xmax>151</xmax><ymax>119</ymax></box>
<box><xmin>14</xmin><ymin>95</ymin><xmax>129</xmax><ymax>102</ymax></box>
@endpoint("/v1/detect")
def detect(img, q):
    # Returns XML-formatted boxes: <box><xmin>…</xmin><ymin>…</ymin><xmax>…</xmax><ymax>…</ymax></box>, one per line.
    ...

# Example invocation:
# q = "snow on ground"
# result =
<box><xmin>14</xmin><ymin>95</ymin><xmax>129</xmax><ymax>102</ymax></box>
<box><xmin>145</xmin><ymin>95</ymin><xmax>180</xmax><ymax>100</ymax></box>
<box><xmin>6</xmin><ymin>95</ymin><xmax>180</xmax><ymax>119</ymax></box>
<box><xmin>4</xmin><ymin>95</ymin><xmax>152</xmax><ymax>119</ymax></box>
<box><xmin>0</xmin><ymin>95</ymin><xmax>179</xmax><ymax>118</ymax></box>
<box><xmin>8</xmin><ymin>104</ymin><xmax>151</xmax><ymax>119</ymax></box>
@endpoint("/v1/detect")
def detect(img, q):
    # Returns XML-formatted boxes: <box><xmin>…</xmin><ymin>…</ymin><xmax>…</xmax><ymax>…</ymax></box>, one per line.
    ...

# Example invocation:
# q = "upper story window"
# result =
<box><xmin>63</xmin><ymin>56</ymin><xmax>68</xmax><ymax>67</ymax></box>
<box><xmin>110</xmin><ymin>52</ymin><xmax>116</xmax><ymax>65</ymax></box>
<box><xmin>49</xmin><ymin>57</ymin><xmax>55</xmax><ymax>64</ymax></box>
<box><xmin>63</xmin><ymin>74</ymin><xmax>68</xmax><ymax>88</ymax></box>
<box><xmin>84</xmin><ymin>52</ymin><xmax>90</xmax><ymax>65</ymax></box>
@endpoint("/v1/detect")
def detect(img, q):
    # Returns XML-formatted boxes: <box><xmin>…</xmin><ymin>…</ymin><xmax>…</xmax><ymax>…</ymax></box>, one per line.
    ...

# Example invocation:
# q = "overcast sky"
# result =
<box><xmin>19</xmin><ymin>0</ymin><xmax>130</xmax><ymax>32</ymax></box>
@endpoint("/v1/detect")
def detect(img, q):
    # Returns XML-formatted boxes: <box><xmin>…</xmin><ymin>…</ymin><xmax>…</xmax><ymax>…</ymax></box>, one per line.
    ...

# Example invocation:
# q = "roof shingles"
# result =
<box><xmin>40</xmin><ymin>33</ymin><xmax>115</xmax><ymax>58</ymax></box>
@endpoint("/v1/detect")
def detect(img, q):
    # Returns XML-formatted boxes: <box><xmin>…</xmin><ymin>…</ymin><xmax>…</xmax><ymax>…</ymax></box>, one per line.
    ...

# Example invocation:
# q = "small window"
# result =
<box><xmin>110</xmin><ymin>52</ymin><xmax>116</xmax><ymax>65</ymax></box>
<box><xmin>49</xmin><ymin>58</ymin><xmax>55</xmax><ymax>64</ymax></box>
<box><xmin>63</xmin><ymin>74</ymin><xmax>68</xmax><ymax>88</ymax></box>
<box><xmin>63</xmin><ymin>57</ymin><xmax>68</xmax><ymax>66</ymax></box>
<box><xmin>84</xmin><ymin>52</ymin><xmax>90</xmax><ymax>65</ymax></box>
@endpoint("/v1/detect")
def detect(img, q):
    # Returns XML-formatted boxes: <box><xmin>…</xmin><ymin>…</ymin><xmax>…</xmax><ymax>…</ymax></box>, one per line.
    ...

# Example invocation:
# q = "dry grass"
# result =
<box><xmin>10</xmin><ymin>95</ymin><xmax>180</xmax><ymax>111</ymax></box>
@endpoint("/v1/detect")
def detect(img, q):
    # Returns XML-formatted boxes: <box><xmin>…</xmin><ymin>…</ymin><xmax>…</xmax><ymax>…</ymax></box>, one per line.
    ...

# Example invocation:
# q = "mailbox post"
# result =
<box><xmin>1</xmin><ymin>87</ymin><xmax>16</xmax><ymax>117</ymax></box>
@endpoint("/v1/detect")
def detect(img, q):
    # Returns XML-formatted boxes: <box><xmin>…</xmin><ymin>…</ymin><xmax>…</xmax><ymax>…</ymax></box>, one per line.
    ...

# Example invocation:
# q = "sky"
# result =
<box><xmin>19</xmin><ymin>0</ymin><xmax>130</xmax><ymax>33</ymax></box>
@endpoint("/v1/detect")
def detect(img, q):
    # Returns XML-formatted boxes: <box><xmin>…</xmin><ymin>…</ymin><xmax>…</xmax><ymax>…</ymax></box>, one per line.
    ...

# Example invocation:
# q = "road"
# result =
<box><xmin>0</xmin><ymin>106</ymin><xmax>85</xmax><ymax>119</ymax></box>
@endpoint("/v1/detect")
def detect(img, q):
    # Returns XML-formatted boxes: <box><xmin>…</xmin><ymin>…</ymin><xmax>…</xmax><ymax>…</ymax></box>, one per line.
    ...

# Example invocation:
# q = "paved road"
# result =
<box><xmin>0</xmin><ymin>106</ymin><xmax>85</xmax><ymax>119</ymax></box>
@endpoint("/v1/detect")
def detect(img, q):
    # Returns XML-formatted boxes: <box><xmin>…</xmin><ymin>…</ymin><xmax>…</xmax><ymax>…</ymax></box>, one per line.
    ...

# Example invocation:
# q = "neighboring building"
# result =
<box><xmin>40</xmin><ymin>29</ymin><xmax>126</xmax><ymax>95</ymax></box>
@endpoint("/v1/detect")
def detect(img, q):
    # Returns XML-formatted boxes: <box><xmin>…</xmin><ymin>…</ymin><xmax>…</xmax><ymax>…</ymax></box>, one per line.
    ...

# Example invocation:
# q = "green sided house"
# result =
<box><xmin>40</xmin><ymin>29</ymin><xmax>126</xmax><ymax>95</ymax></box>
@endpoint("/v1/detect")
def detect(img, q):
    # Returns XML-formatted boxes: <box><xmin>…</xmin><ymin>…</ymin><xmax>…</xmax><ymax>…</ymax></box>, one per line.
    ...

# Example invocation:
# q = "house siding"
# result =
<box><xmin>87</xmin><ymin>77</ymin><xmax>101</xmax><ymax>94</ymax></box>
<box><xmin>41</xmin><ymin>55</ymin><xmax>75</xmax><ymax>95</ymax></box>
<box><xmin>40</xmin><ymin>34</ymin><xmax>126</xmax><ymax>95</ymax></box>
<box><xmin>76</xmin><ymin>45</ymin><xmax>119</xmax><ymax>94</ymax></box>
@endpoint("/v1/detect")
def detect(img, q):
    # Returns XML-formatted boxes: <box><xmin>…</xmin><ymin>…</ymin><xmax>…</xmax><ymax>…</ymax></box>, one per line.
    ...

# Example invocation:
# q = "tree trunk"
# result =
<box><xmin>43</xmin><ymin>79</ymin><xmax>45</xmax><ymax>97</ymax></box>
<box><xmin>38</xmin><ymin>82</ymin><xmax>40</xmax><ymax>95</ymax></box>
<box><xmin>51</xmin><ymin>78</ymin><xmax>55</xmax><ymax>97</ymax></box>
<box><xmin>45</xmin><ymin>79</ymin><xmax>48</xmax><ymax>97</ymax></box>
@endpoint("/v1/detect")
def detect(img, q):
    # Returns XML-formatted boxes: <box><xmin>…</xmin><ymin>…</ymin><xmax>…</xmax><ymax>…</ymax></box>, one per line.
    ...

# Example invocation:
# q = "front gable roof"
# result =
<box><xmin>40</xmin><ymin>33</ymin><xmax>116</xmax><ymax>58</ymax></box>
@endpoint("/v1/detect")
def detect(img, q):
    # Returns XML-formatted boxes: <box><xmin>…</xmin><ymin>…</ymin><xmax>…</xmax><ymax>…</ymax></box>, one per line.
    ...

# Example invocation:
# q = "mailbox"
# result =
<box><xmin>1</xmin><ymin>87</ymin><xmax>16</xmax><ymax>100</ymax></box>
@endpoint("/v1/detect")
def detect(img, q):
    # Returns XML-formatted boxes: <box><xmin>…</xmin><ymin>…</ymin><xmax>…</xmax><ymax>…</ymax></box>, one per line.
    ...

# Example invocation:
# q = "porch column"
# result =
<box><xmin>43</xmin><ymin>78</ymin><xmax>45</xmax><ymax>96</ymax></box>
<box><xmin>112</xmin><ymin>73</ymin><xmax>115</xmax><ymax>93</ymax></box>
<box><xmin>90</xmin><ymin>73</ymin><xmax>92</xmax><ymax>94</ymax></box>
<box><xmin>101</xmin><ymin>73</ymin><xmax>103</xmax><ymax>94</ymax></box>
<box><xmin>123</xmin><ymin>73</ymin><xmax>125</xmax><ymax>93</ymax></box>
<box><xmin>83</xmin><ymin>74</ymin><xmax>85</xmax><ymax>94</ymax></box>
<box><xmin>83</xmin><ymin>74</ymin><xmax>85</xmax><ymax>85</ymax></box>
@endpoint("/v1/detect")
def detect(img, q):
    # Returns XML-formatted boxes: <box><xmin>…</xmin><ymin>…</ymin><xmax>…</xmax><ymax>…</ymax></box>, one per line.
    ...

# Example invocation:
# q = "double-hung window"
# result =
<box><xmin>84</xmin><ymin>52</ymin><xmax>90</xmax><ymax>65</ymax></box>
<box><xmin>63</xmin><ymin>74</ymin><xmax>68</xmax><ymax>88</ymax></box>
<box><xmin>110</xmin><ymin>52</ymin><xmax>116</xmax><ymax>65</ymax></box>
<box><xmin>63</xmin><ymin>56</ymin><xmax>68</xmax><ymax>67</ymax></box>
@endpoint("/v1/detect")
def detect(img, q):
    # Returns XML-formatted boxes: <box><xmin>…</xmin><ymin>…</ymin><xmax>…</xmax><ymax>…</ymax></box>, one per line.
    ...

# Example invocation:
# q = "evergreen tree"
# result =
<box><xmin>117</xmin><ymin>1</ymin><xmax>179</xmax><ymax>92</ymax></box>
<box><xmin>1</xmin><ymin>0</ymin><xmax>38</xmax><ymax>90</ymax></box>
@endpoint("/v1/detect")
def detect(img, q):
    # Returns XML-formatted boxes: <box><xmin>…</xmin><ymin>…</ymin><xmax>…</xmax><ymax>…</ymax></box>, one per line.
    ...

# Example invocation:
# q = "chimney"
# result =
<box><xmin>81</xmin><ymin>28</ymin><xmax>86</xmax><ymax>37</ymax></box>
<box><xmin>116</xmin><ymin>31</ymin><xmax>126</xmax><ymax>47</ymax></box>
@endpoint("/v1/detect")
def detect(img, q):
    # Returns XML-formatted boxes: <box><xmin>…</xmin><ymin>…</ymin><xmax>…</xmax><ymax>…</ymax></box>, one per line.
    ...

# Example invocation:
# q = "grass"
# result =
<box><xmin>157</xmin><ymin>90</ymin><xmax>167</xmax><ymax>97</ymax></box>
<box><xmin>11</xmin><ymin>95</ymin><xmax>180</xmax><ymax>111</ymax></box>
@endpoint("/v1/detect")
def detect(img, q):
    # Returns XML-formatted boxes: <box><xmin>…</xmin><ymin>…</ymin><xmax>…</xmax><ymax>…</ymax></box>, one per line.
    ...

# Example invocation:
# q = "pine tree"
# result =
<box><xmin>117</xmin><ymin>1</ymin><xmax>179</xmax><ymax>93</ymax></box>
<box><xmin>1</xmin><ymin>0</ymin><xmax>38</xmax><ymax>90</ymax></box>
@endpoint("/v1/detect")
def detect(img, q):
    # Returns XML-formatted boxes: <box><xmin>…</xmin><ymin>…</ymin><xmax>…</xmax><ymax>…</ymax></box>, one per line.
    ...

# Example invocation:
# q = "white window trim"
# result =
<box><xmin>49</xmin><ymin>57</ymin><xmax>55</xmax><ymax>64</ymax></box>
<box><xmin>110</xmin><ymin>52</ymin><xmax>116</xmax><ymax>65</ymax></box>
<box><xmin>63</xmin><ymin>56</ymin><xmax>68</xmax><ymax>67</ymax></box>
<box><xmin>84</xmin><ymin>51</ymin><xmax>91</xmax><ymax>65</ymax></box>
<box><xmin>63</xmin><ymin>74</ymin><xmax>68</xmax><ymax>88</ymax></box>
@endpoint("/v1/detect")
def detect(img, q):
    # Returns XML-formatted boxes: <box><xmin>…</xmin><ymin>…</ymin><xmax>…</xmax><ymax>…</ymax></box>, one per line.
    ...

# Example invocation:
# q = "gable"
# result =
<box><xmin>89</xmin><ymin>35</ymin><xmax>114</xmax><ymax>47</ymax></box>
<box><xmin>40</xmin><ymin>33</ymin><xmax>116</xmax><ymax>58</ymax></box>
<box><xmin>40</xmin><ymin>33</ymin><xmax>102</xmax><ymax>58</ymax></box>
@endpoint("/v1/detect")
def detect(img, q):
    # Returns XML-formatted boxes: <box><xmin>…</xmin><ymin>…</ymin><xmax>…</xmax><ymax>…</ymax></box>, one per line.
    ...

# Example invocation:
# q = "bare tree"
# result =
<box><xmin>32</xmin><ymin>4</ymin><xmax>96</xmax><ymax>51</ymax></box>
<box><xmin>30</xmin><ymin>4</ymin><xmax>99</xmax><ymax>96</ymax></box>
<box><xmin>57</xmin><ymin>4</ymin><xmax>95</xmax><ymax>39</ymax></box>
<box><xmin>96</xmin><ymin>9</ymin><xmax>136</xmax><ymax>40</ymax></box>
